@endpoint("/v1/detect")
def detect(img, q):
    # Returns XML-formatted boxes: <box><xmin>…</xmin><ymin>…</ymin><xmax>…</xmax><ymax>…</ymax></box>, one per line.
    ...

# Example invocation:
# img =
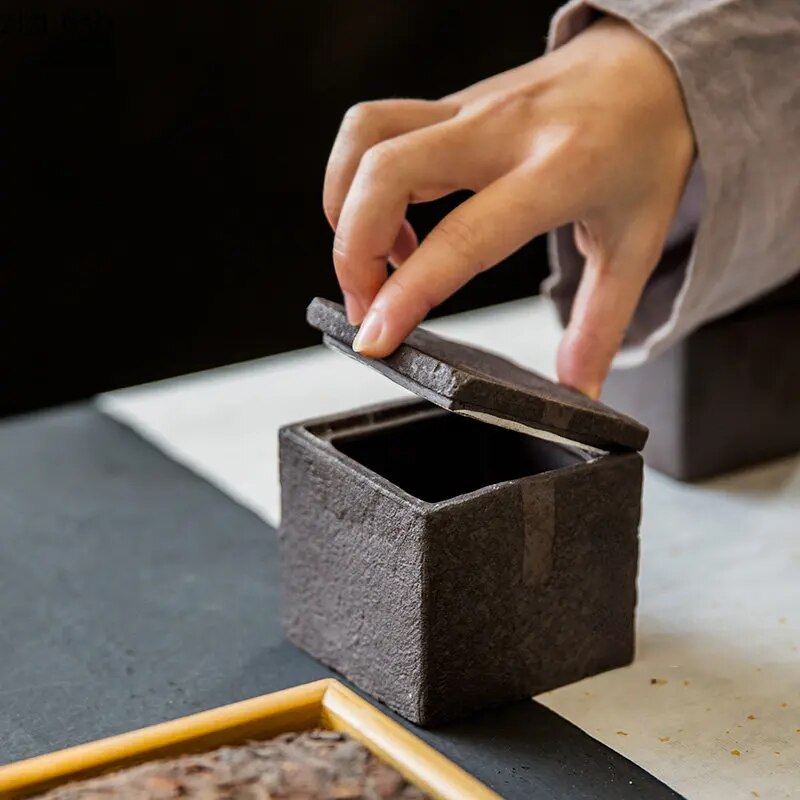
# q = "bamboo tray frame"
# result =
<box><xmin>0</xmin><ymin>679</ymin><xmax>500</xmax><ymax>800</ymax></box>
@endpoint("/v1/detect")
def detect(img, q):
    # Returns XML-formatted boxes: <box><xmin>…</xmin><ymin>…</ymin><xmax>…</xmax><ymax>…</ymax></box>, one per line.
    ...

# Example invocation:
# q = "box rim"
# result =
<box><xmin>281</xmin><ymin>400</ymin><xmax>609</xmax><ymax>510</ymax></box>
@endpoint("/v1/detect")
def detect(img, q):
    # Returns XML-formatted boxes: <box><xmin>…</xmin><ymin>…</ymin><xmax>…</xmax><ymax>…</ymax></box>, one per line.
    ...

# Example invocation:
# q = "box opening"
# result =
<box><xmin>331</xmin><ymin>409</ymin><xmax>590</xmax><ymax>502</ymax></box>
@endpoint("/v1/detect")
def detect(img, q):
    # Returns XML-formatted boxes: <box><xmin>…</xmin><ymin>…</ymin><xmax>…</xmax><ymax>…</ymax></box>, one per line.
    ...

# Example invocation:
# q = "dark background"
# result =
<box><xmin>1</xmin><ymin>1</ymin><xmax>561</xmax><ymax>417</ymax></box>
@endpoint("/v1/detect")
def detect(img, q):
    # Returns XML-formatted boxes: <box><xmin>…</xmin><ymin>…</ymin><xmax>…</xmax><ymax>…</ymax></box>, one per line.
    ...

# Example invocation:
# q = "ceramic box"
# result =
<box><xmin>278</xmin><ymin>299</ymin><xmax>648</xmax><ymax>726</ymax></box>
<box><xmin>603</xmin><ymin>276</ymin><xmax>800</xmax><ymax>481</ymax></box>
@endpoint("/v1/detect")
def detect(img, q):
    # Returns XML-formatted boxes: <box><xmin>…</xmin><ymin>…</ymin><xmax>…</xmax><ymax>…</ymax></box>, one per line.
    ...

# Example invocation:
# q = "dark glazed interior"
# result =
<box><xmin>332</xmin><ymin>410</ymin><xmax>588</xmax><ymax>502</ymax></box>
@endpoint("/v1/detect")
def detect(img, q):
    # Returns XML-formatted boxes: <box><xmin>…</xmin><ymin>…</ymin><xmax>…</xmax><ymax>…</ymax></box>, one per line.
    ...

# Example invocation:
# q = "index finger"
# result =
<box><xmin>332</xmin><ymin>120</ymin><xmax>484</xmax><ymax>328</ymax></box>
<box><xmin>352</xmin><ymin>158</ymin><xmax>586</xmax><ymax>357</ymax></box>
<box><xmin>323</xmin><ymin>100</ymin><xmax>457</xmax><ymax>229</ymax></box>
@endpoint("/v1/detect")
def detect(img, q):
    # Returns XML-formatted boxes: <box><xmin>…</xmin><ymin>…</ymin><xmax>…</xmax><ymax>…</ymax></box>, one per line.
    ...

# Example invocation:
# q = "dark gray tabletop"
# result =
<box><xmin>0</xmin><ymin>404</ymin><xmax>683</xmax><ymax>799</ymax></box>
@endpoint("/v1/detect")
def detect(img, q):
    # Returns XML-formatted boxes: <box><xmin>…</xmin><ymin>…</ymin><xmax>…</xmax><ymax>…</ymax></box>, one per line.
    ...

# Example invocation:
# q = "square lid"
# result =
<box><xmin>307</xmin><ymin>298</ymin><xmax>648</xmax><ymax>454</ymax></box>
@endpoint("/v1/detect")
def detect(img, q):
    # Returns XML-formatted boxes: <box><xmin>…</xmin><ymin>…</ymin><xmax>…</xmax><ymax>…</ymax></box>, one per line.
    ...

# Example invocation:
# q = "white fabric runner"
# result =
<box><xmin>100</xmin><ymin>298</ymin><xmax>800</xmax><ymax>800</ymax></box>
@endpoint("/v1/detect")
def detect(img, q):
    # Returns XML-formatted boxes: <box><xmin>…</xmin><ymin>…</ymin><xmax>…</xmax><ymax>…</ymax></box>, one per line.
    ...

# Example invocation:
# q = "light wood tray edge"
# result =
<box><xmin>0</xmin><ymin>679</ymin><xmax>501</xmax><ymax>800</ymax></box>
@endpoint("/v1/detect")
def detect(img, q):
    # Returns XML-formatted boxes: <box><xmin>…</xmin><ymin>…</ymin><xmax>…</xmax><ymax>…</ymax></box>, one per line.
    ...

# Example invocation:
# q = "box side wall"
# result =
<box><xmin>421</xmin><ymin>454</ymin><xmax>641</xmax><ymax>724</ymax></box>
<box><xmin>419</xmin><ymin>482</ymin><xmax>530</xmax><ymax>724</ymax></box>
<box><xmin>604</xmin><ymin>300</ymin><xmax>800</xmax><ymax>480</ymax></box>
<box><xmin>602</xmin><ymin>344</ymin><xmax>689</xmax><ymax>478</ymax></box>
<box><xmin>523</xmin><ymin>452</ymin><xmax>641</xmax><ymax>689</ymax></box>
<box><xmin>682</xmin><ymin>304</ymin><xmax>800</xmax><ymax>479</ymax></box>
<box><xmin>278</xmin><ymin>428</ymin><xmax>427</xmax><ymax>721</ymax></box>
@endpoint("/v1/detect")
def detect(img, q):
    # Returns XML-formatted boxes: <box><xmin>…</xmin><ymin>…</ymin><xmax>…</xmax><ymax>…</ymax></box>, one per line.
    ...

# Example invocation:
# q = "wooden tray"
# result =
<box><xmin>0</xmin><ymin>679</ymin><xmax>500</xmax><ymax>800</ymax></box>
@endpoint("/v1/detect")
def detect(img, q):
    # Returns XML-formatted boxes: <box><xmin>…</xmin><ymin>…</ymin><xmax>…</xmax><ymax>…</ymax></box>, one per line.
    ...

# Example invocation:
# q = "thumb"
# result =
<box><xmin>556</xmin><ymin>229</ymin><xmax>657</xmax><ymax>399</ymax></box>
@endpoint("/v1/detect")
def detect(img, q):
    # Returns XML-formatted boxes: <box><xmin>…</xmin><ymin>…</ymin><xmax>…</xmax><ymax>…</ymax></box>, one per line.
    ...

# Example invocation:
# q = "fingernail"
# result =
<box><xmin>584</xmin><ymin>383</ymin><xmax>601</xmax><ymax>401</ymax></box>
<box><xmin>343</xmin><ymin>292</ymin><xmax>366</xmax><ymax>325</ymax></box>
<box><xmin>353</xmin><ymin>309</ymin><xmax>384</xmax><ymax>354</ymax></box>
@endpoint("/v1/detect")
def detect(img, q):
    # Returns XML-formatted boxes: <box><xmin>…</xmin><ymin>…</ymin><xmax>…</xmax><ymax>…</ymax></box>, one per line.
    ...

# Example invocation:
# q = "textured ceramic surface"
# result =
<box><xmin>279</xmin><ymin>299</ymin><xmax>646</xmax><ymax>725</ymax></box>
<box><xmin>603</xmin><ymin>282</ymin><xmax>800</xmax><ymax>481</ymax></box>
<box><xmin>307</xmin><ymin>298</ymin><xmax>648</xmax><ymax>453</ymax></box>
<box><xmin>279</xmin><ymin>400</ymin><xmax>643</xmax><ymax>726</ymax></box>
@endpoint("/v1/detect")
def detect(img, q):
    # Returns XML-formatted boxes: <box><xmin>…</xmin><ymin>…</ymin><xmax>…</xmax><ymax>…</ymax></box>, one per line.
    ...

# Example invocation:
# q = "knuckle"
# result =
<box><xmin>332</xmin><ymin>229</ymin><xmax>352</xmax><ymax>270</ymax></box>
<box><xmin>342</xmin><ymin>101</ymin><xmax>376</xmax><ymax>128</ymax></box>
<box><xmin>361</xmin><ymin>141</ymin><xmax>401</xmax><ymax>177</ymax></box>
<box><xmin>467</xmin><ymin>87</ymin><xmax>534</xmax><ymax>123</ymax></box>
<box><xmin>430</xmin><ymin>216</ymin><xmax>483</xmax><ymax>269</ymax></box>
<box><xmin>535</xmin><ymin>122</ymin><xmax>597</xmax><ymax>167</ymax></box>
<box><xmin>341</xmin><ymin>99</ymin><xmax>398</xmax><ymax>134</ymax></box>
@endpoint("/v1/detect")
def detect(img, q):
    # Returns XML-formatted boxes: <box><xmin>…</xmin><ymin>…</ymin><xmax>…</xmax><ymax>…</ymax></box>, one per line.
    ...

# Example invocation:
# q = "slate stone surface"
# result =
<box><xmin>280</xmin><ymin>400</ymin><xmax>641</xmax><ymax>726</ymax></box>
<box><xmin>0</xmin><ymin>404</ymin><xmax>682</xmax><ymax>800</ymax></box>
<box><xmin>306</xmin><ymin>298</ymin><xmax>648</xmax><ymax>453</ymax></box>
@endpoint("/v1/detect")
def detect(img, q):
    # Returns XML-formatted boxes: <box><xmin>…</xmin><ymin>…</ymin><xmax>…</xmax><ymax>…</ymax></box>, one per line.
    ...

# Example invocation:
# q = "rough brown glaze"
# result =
<box><xmin>307</xmin><ymin>298</ymin><xmax>648</xmax><ymax>453</ymax></box>
<box><xmin>279</xmin><ymin>400</ymin><xmax>642</xmax><ymax>727</ymax></box>
<box><xmin>280</xmin><ymin>299</ymin><xmax>646</xmax><ymax>726</ymax></box>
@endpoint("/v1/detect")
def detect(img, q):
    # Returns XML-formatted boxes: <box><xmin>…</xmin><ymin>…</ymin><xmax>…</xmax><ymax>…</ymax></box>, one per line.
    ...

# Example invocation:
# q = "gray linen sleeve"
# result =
<box><xmin>544</xmin><ymin>0</ymin><xmax>800</xmax><ymax>366</ymax></box>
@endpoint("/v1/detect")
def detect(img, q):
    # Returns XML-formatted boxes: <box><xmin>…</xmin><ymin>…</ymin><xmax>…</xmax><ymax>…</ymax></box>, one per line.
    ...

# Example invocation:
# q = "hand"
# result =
<box><xmin>323</xmin><ymin>15</ymin><xmax>694</xmax><ymax>398</ymax></box>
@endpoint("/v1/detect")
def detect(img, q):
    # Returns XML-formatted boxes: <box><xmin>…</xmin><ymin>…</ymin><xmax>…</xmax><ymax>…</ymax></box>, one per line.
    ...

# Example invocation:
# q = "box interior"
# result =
<box><xmin>331</xmin><ymin>408</ymin><xmax>591</xmax><ymax>502</ymax></box>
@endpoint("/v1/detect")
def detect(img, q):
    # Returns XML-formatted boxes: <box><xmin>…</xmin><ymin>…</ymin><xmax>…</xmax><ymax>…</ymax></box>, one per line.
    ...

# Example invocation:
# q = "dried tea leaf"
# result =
<box><xmin>33</xmin><ymin>730</ymin><xmax>428</xmax><ymax>800</ymax></box>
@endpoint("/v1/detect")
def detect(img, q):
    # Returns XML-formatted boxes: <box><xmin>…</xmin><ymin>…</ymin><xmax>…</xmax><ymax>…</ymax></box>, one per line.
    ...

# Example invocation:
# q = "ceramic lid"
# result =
<box><xmin>307</xmin><ymin>298</ymin><xmax>648</xmax><ymax>454</ymax></box>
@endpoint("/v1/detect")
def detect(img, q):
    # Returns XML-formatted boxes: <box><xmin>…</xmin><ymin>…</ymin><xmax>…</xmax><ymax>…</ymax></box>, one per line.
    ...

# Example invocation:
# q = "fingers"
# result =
<box><xmin>323</xmin><ymin>100</ymin><xmax>457</xmax><ymax>323</ymax></box>
<box><xmin>390</xmin><ymin>220</ymin><xmax>418</xmax><ymax>268</ymax></box>
<box><xmin>556</xmin><ymin>228</ymin><xmax>661</xmax><ymax>398</ymax></box>
<box><xmin>352</xmin><ymin>161</ymin><xmax>583</xmax><ymax>357</ymax></box>
<box><xmin>443</xmin><ymin>60</ymin><xmax>541</xmax><ymax>107</ymax></box>
<box><xmin>333</xmin><ymin>117</ymin><xmax>496</xmax><ymax>326</ymax></box>
<box><xmin>323</xmin><ymin>99</ymin><xmax>457</xmax><ymax>230</ymax></box>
